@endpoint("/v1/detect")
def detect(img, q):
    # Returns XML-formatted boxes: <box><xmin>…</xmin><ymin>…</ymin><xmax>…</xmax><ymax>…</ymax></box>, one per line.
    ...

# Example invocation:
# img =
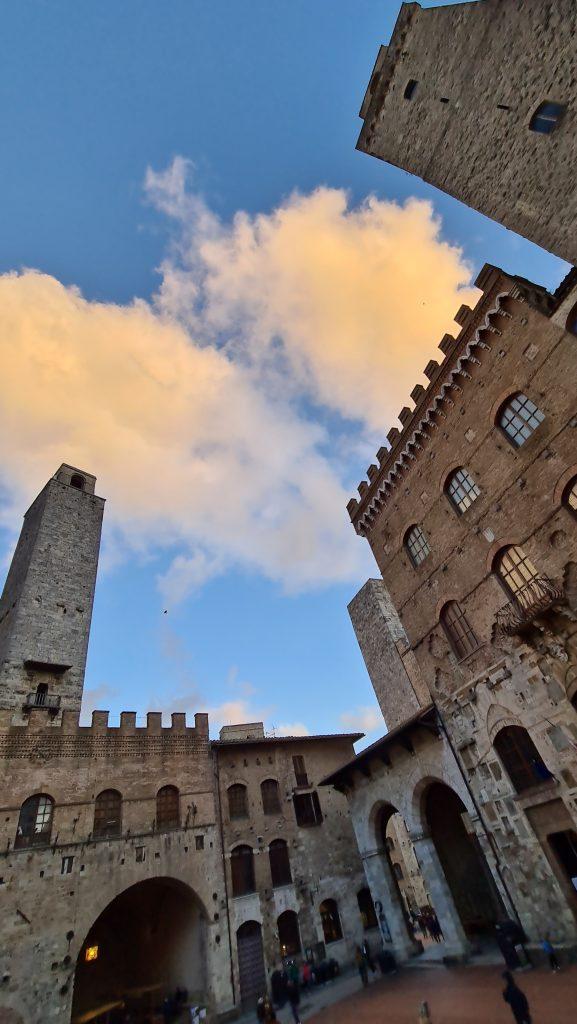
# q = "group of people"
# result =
<box><xmin>410</xmin><ymin>907</ymin><xmax>444</xmax><ymax>943</ymax></box>
<box><xmin>260</xmin><ymin>957</ymin><xmax>341</xmax><ymax>1024</ymax></box>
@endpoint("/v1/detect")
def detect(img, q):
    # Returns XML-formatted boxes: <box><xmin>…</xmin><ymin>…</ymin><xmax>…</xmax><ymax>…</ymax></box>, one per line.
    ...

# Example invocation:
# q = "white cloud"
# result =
<box><xmin>275</xmin><ymin>722</ymin><xmax>310</xmax><ymax>737</ymax></box>
<box><xmin>339</xmin><ymin>705</ymin><xmax>384</xmax><ymax>734</ymax></box>
<box><xmin>0</xmin><ymin>159</ymin><xmax>476</xmax><ymax>603</ymax></box>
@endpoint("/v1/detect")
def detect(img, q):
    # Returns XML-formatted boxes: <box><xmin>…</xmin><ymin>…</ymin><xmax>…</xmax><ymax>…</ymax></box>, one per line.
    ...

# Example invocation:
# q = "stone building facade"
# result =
<box><xmin>357</xmin><ymin>0</ymin><xmax>577</xmax><ymax>264</ymax></box>
<box><xmin>324</xmin><ymin>264</ymin><xmax>577</xmax><ymax>963</ymax></box>
<box><xmin>0</xmin><ymin>466</ymin><xmax>370</xmax><ymax>1024</ymax></box>
<box><xmin>215</xmin><ymin>723</ymin><xmax>374</xmax><ymax>1007</ymax></box>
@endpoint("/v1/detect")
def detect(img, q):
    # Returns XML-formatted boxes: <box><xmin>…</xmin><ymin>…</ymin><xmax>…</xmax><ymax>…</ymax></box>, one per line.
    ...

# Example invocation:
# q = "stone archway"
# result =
<box><xmin>71</xmin><ymin>877</ymin><xmax>208</xmax><ymax>1020</ymax></box>
<box><xmin>424</xmin><ymin>782</ymin><xmax>503</xmax><ymax>938</ymax></box>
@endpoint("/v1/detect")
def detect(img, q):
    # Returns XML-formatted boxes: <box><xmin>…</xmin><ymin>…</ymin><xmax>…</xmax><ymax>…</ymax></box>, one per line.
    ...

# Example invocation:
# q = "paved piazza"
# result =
<box><xmin>308</xmin><ymin>965</ymin><xmax>577</xmax><ymax>1024</ymax></box>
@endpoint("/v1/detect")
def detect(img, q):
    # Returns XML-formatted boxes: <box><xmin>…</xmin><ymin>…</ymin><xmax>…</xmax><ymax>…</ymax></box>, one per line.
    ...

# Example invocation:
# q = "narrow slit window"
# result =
<box><xmin>529</xmin><ymin>101</ymin><xmax>566</xmax><ymax>134</ymax></box>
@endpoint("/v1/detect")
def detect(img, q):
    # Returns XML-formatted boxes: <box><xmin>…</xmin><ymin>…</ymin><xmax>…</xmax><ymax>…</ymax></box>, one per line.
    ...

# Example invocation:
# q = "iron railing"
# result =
<box><xmin>494</xmin><ymin>576</ymin><xmax>565</xmax><ymax>637</ymax></box>
<box><xmin>23</xmin><ymin>692</ymin><xmax>61</xmax><ymax>711</ymax></box>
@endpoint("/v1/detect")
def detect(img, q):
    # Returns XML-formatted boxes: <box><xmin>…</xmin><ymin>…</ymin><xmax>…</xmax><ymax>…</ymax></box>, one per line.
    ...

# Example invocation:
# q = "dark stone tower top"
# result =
<box><xmin>357</xmin><ymin>0</ymin><xmax>577</xmax><ymax>264</ymax></box>
<box><xmin>0</xmin><ymin>464</ymin><xmax>105</xmax><ymax>721</ymax></box>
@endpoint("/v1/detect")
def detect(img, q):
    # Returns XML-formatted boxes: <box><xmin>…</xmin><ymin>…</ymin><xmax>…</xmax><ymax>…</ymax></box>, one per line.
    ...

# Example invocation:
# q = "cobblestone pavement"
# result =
<box><xmin>307</xmin><ymin>964</ymin><xmax>577</xmax><ymax>1024</ymax></box>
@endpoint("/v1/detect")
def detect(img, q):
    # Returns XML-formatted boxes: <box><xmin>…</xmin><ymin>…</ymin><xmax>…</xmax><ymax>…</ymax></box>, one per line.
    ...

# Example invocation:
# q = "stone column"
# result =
<box><xmin>362</xmin><ymin>848</ymin><xmax>418</xmax><ymax>961</ymax></box>
<box><xmin>410</xmin><ymin>833</ymin><xmax>470</xmax><ymax>958</ymax></box>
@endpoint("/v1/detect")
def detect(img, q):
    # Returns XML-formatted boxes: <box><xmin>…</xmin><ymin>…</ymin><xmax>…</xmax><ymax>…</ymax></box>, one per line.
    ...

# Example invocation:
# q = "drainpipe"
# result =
<box><xmin>433</xmin><ymin>701</ymin><xmax>524</xmax><ymax>931</ymax></box>
<box><xmin>213</xmin><ymin>746</ymin><xmax>236</xmax><ymax>1006</ymax></box>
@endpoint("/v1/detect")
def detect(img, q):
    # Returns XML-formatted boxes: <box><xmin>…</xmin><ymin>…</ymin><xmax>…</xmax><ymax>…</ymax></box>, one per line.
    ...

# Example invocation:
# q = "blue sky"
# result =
<box><xmin>0</xmin><ymin>0</ymin><xmax>567</xmax><ymax>743</ymax></box>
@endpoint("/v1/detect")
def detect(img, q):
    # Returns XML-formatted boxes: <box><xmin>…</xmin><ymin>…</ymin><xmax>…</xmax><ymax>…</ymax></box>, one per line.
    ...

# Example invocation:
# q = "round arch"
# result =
<box><xmin>72</xmin><ymin>877</ymin><xmax>208</xmax><ymax>1019</ymax></box>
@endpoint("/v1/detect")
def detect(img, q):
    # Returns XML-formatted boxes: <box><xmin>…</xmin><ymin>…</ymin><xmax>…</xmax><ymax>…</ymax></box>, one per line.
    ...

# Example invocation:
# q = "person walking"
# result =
<box><xmin>262</xmin><ymin>995</ymin><xmax>277</xmax><ymax>1023</ymax></box>
<box><xmin>541</xmin><ymin>935</ymin><xmax>561</xmax><ymax>972</ymax></box>
<box><xmin>355</xmin><ymin>945</ymin><xmax>369</xmax><ymax>987</ymax></box>
<box><xmin>286</xmin><ymin>977</ymin><xmax>301</xmax><ymax>1024</ymax></box>
<box><xmin>502</xmin><ymin>970</ymin><xmax>532</xmax><ymax>1024</ymax></box>
<box><xmin>362</xmin><ymin>937</ymin><xmax>376</xmax><ymax>973</ymax></box>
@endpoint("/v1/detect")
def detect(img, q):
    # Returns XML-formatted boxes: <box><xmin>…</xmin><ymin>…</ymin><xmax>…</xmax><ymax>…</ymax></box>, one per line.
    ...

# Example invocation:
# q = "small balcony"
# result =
<box><xmin>494</xmin><ymin>576</ymin><xmax>565</xmax><ymax>637</ymax></box>
<box><xmin>23</xmin><ymin>692</ymin><xmax>61</xmax><ymax>712</ymax></box>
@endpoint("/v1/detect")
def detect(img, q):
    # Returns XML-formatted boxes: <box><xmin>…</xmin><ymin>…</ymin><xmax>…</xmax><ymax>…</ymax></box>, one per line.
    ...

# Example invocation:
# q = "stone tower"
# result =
<box><xmin>357</xmin><ymin>0</ymin><xmax>577</xmax><ymax>263</ymax></box>
<box><xmin>0</xmin><ymin>464</ymin><xmax>104</xmax><ymax>720</ymax></box>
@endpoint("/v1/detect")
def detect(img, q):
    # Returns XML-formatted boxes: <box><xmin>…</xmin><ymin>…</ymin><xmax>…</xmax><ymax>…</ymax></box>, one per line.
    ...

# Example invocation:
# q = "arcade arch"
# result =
<box><xmin>72</xmin><ymin>878</ymin><xmax>207</xmax><ymax>1020</ymax></box>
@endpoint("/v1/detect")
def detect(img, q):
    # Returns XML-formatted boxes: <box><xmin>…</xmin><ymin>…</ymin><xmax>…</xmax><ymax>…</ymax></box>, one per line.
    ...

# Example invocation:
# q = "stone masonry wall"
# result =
<box><xmin>358</xmin><ymin>0</ymin><xmax>577</xmax><ymax>263</ymax></box>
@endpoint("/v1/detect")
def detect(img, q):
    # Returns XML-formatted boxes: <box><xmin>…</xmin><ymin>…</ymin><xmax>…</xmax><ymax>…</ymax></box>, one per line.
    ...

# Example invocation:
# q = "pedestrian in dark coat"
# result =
<box><xmin>286</xmin><ymin>978</ymin><xmax>301</xmax><ymax>1024</ymax></box>
<box><xmin>502</xmin><ymin>970</ymin><xmax>532</xmax><ymax>1024</ymax></box>
<box><xmin>355</xmin><ymin>945</ymin><xmax>369</xmax><ymax>987</ymax></box>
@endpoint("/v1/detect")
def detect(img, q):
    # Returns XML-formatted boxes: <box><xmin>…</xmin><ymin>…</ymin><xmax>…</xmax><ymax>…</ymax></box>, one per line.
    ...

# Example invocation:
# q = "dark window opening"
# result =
<box><xmin>228</xmin><ymin>783</ymin><xmax>249</xmax><ymax>820</ymax></box>
<box><xmin>70</xmin><ymin>474</ymin><xmax>85</xmax><ymax>490</ymax></box>
<box><xmin>440</xmin><ymin>97</ymin><xmax>449</xmax><ymax>104</ymax></box>
<box><xmin>392</xmin><ymin>862</ymin><xmax>404</xmax><ymax>881</ymax></box>
<box><xmin>35</xmin><ymin>683</ymin><xmax>48</xmax><ymax>707</ymax></box>
<box><xmin>93</xmin><ymin>789</ymin><xmax>122</xmax><ymax>839</ymax></box>
<box><xmin>529</xmin><ymin>101</ymin><xmax>566</xmax><ymax>134</ymax></box>
<box><xmin>195</xmin><ymin>834</ymin><xmax>204</xmax><ymax>850</ymax></box>
<box><xmin>269</xmin><ymin>839</ymin><xmax>292</xmax><ymax>887</ymax></box>
<box><xmin>292</xmin><ymin>755</ymin><xmax>309</xmax><ymax>788</ymax></box>
<box><xmin>293</xmin><ymin>791</ymin><xmax>323</xmax><ymax>828</ymax></box>
<box><xmin>497</xmin><ymin>104</ymin><xmax>510</xmax><ymax>111</ymax></box>
<box><xmin>278</xmin><ymin>910</ymin><xmax>301</xmax><ymax>957</ymax></box>
<box><xmin>440</xmin><ymin>601</ymin><xmax>480</xmax><ymax>660</ymax></box>
<box><xmin>566</xmin><ymin>302</ymin><xmax>577</xmax><ymax>337</ymax></box>
<box><xmin>404</xmin><ymin>79</ymin><xmax>417</xmax><ymax>101</ymax></box>
<box><xmin>357</xmin><ymin>887</ymin><xmax>378</xmax><ymax>930</ymax></box>
<box><xmin>231</xmin><ymin>845</ymin><xmax>256</xmax><ymax>897</ymax></box>
<box><xmin>15</xmin><ymin>794</ymin><xmax>54</xmax><ymax>849</ymax></box>
<box><xmin>320</xmin><ymin>899</ymin><xmax>343</xmax><ymax>943</ymax></box>
<box><xmin>156</xmin><ymin>785</ymin><xmax>180</xmax><ymax>830</ymax></box>
<box><xmin>548</xmin><ymin>829</ymin><xmax>577</xmax><ymax>890</ymax></box>
<box><xmin>493</xmin><ymin>725</ymin><xmax>553</xmax><ymax>794</ymax></box>
<box><xmin>261</xmin><ymin>778</ymin><xmax>281</xmax><ymax>815</ymax></box>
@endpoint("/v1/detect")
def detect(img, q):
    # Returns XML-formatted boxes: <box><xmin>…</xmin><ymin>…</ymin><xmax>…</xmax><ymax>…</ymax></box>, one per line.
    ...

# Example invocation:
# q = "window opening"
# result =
<box><xmin>563</xmin><ymin>477</ymin><xmax>577</xmax><ymax>516</ymax></box>
<box><xmin>156</xmin><ymin>785</ymin><xmax>180</xmax><ymax>830</ymax></box>
<box><xmin>292</xmin><ymin>755</ymin><xmax>309</xmax><ymax>788</ymax></box>
<box><xmin>228</xmin><ymin>784</ymin><xmax>249</xmax><ymax>820</ymax></box>
<box><xmin>566</xmin><ymin>303</ymin><xmax>577</xmax><ymax>336</ymax></box>
<box><xmin>320</xmin><ymin>899</ymin><xmax>343</xmax><ymax>943</ymax></box>
<box><xmin>392</xmin><ymin>862</ymin><xmax>404</xmax><ymax>880</ymax></box>
<box><xmin>93</xmin><ymin>789</ymin><xmax>122</xmax><ymax>839</ymax></box>
<box><xmin>529</xmin><ymin>101</ymin><xmax>566</xmax><ymax>134</ymax></box>
<box><xmin>495</xmin><ymin>546</ymin><xmax>540</xmax><ymax>598</ymax></box>
<box><xmin>231</xmin><ymin>845</ymin><xmax>256</xmax><ymax>897</ymax></box>
<box><xmin>498</xmin><ymin>393</ymin><xmax>544</xmax><ymax>447</ymax></box>
<box><xmin>15</xmin><ymin>794</ymin><xmax>54</xmax><ymax>849</ymax></box>
<box><xmin>404</xmin><ymin>79</ymin><xmax>417</xmax><ymax>100</ymax></box>
<box><xmin>70</xmin><ymin>474</ymin><xmax>85</xmax><ymax>489</ymax></box>
<box><xmin>493</xmin><ymin>725</ymin><xmax>552</xmax><ymax>793</ymax></box>
<box><xmin>440</xmin><ymin>601</ymin><xmax>480</xmax><ymax>660</ymax></box>
<box><xmin>278</xmin><ymin>910</ymin><xmax>301</xmax><ymax>957</ymax></box>
<box><xmin>357</xmin><ymin>887</ymin><xmax>378</xmax><ymax>930</ymax></box>
<box><xmin>261</xmin><ymin>779</ymin><xmax>281</xmax><ymax>815</ymax></box>
<box><xmin>405</xmin><ymin>524</ymin><xmax>430</xmax><ymax>567</ymax></box>
<box><xmin>269</xmin><ymin>839</ymin><xmax>292</xmax><ymax>887</ymax></box>
<box><xmin>446</xmin><ymin>467</ymin><xmax>480</xmax><ymax>513</ymax></box>
<box><xmin>293</xmin><ymin>791</ymin><xmax>323</xmax><ymax>828</ymax></box>
<box><xmin>35</xmin><ymin>683</ymin><xmax>48</xmax><ymax>707</ymax></box>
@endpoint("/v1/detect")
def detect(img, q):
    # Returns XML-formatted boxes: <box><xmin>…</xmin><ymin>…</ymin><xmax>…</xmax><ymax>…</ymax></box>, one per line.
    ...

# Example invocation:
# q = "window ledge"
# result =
<box><xmin>513</xmin><ymin>778</ymin><xmax>558</xmax><ymax>808</ymax></box>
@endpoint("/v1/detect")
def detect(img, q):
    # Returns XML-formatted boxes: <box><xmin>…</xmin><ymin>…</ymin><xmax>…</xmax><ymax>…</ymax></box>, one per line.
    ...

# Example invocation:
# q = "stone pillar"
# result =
<box><xmin>362</xmin><ymin>848</ymin><xmax>418</xmax><ymax>961</ymax></box>
<box><xmin>410</xmin><ymin>833</ymin><xmax>470</xmax><ymax>958</ymax></box>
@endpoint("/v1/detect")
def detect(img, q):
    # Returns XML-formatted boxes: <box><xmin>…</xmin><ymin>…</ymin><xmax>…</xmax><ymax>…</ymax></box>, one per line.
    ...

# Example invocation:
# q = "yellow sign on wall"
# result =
<box><xmin>85</xmin><ymin>945</ymin><xmax>99</xmax><ymax>963</ymax></box>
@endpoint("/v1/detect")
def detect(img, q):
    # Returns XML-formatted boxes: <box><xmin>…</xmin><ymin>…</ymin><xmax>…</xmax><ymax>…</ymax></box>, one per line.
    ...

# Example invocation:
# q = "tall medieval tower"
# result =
<box><xmin>0</xmin><ymin>464</ymin><xmax>104</xmax><ymax>721</ymax></box>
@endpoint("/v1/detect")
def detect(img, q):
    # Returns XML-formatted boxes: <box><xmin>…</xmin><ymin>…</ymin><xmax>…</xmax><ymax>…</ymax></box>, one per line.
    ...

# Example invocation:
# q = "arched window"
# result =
<box><xmin>70</xmin><ymin>473</ymin><xmax>85</xmax><ymax>489</ymax></box>
<box><xmin>357</xmin><ymin>887</ymin><xmax>378</xmax><ymax>930</ymax></box>
<box><xmin>261</xmin><ymin>779</ymin><xmax>281</xmax><ymax>815</ymax></box>
<box><xmin>15</xmin><ymin>794</ymin><xmax>54</xmax><ymax>849</ymax></box>
<box><xmin>277</xmin><ymin>910</ymin><xmax>301</xmax><ymax>957</ymax></box>
<box><xmin>494</xmin><ymin>545</ymin><xmax>540</xmax><ymax>599</ymax></box>
<box><xmin>497</xmin><ymin>393</ymin><xmax>544</xmax><ymax>447</ymax></box>
<box><xmin>228</xmin><ymin>784</ymin><xmax>249</xmax><ymax>821</ymax></box>
<box><xmin>93</xmin><ymin>789</ymin><xmax>122</xmax><ymax>839</ymax></box>
<box><xmin>392</xmin><ymin>862</ymin><xmax>404</xmax><ymax>881</ymax></box>
<box><xmin>494</xmin><ymin>725</ymin><xmax>553</xmax><ymax>793</ymax></box>
<box><xmin>319</xmin><ymin>899</ymin><xmax>343</xmax><ymax>943</ymax></box>
<box><xmin>269</xmin><ymin>839</ymin><xmax>292</xmax><ymax>888</ymax></box>
<box><xmin>529</xmin><ymin>101</ymin><xmax>566</xmax><ymax>134</ymax></box>
<box><xmin>156</xmin><ymin>785</ymin><xmax>180</xmax><ymax>830</ymax></box>
<box><xmin>405</xmin><ymin>524</ymin><xmax>430</xmax><ymax>567</ymax></box>
<box><xmin>563</xmin><ymin>477</ymin><xmax>577</xmax><ymax>517</ymax></box>
<box><xmin>231</xmin><ymin>845</ymin><xmax>255</xmax><ymax>897</ymax></box>
<box><xmin>404</xmin><ymin>79</ymin><xmax>418</xmax><ymax>100</ymax></box>
<box><xmin>440</xmin><ymin>601</ymin><xmax>479</xmax><ymax>660</ymax></box>
<box><xmin>446</xmin><ymin>467</ymin><xmax>480</xmax><ymax>514</ymax></box>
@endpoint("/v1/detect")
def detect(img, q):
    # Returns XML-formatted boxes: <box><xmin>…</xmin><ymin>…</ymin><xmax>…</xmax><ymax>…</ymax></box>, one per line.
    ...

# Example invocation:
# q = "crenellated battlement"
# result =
<box><xmin>346</xmin><ymin>263</ymin><xmax>546</xmax><ymax>536</ymax></box>
<box><xmin>0</xmin><ymin>707</ymin><xmax>210</xmax><ymax>759</ymax></box>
